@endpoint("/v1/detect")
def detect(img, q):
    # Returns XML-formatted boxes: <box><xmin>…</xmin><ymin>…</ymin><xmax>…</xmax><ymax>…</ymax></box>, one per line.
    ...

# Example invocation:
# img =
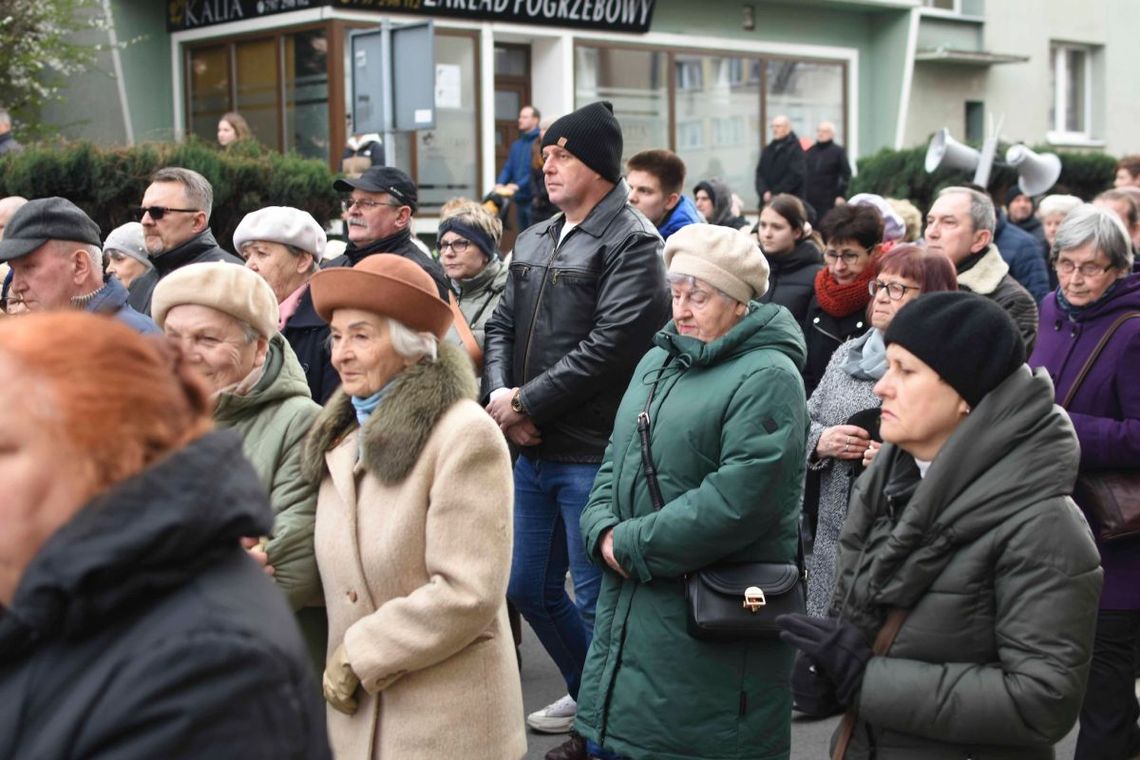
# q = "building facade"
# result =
<box><xmin>44</xmin><ymin>0</ymin><xmax>1139</xmax><ymax>226</ymax></box>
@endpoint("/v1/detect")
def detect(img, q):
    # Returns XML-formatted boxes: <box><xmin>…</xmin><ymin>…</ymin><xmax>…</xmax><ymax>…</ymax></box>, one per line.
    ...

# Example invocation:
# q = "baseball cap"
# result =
<box><xmin>334</xmin><ymin>166</ymin><xmax>418</xmax><ymax>213</ymax></box>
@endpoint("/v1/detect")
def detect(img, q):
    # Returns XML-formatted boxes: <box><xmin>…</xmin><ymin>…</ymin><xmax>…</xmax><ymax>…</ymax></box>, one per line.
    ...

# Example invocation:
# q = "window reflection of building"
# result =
<box><xmin>575</xmin><ymin>44</ymin><xmax>846</xmax><ymax>209</ymax></box>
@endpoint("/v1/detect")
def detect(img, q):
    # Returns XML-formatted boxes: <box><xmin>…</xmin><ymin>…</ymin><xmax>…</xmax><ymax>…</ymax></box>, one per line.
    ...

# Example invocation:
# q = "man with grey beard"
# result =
<box><xmin>325</xmin><ymin>166</ymin><xmax>448</xmax><ymax>299</ymax></box>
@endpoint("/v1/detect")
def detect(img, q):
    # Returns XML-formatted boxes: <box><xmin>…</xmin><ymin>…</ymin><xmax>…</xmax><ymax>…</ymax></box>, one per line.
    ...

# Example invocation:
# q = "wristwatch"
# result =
<box><xmin>510</xmin><ymin>389</ymin><xmax>526</xmax><ymax>414</ymax></box>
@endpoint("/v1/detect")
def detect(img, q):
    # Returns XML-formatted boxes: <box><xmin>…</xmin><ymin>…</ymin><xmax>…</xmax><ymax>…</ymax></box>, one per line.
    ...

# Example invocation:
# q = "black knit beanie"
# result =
<box><xmin>883</xmin><ymin>291</ymin><xmax>1025</xmax><ymax>408</ymax></box>
<box><xmin>541</xmin><ymin>101</ymin><xmax>623</xmax><ymax>183</ymax></box>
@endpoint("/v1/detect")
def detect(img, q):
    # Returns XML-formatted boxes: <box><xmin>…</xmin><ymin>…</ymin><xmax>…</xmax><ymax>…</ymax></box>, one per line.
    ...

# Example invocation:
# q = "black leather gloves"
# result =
<box><xmin>777</xmin><ymin>614</ymin><xmax>873</xmax><ymax>708</ymax></box>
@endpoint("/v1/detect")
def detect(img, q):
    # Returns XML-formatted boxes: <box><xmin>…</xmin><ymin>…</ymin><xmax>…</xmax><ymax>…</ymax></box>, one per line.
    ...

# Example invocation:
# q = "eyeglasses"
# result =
<box><xmin>823</xmin><ymin>248</ymin><xmax>869</xmax><ymax>265</ymax></box>
<box><xmin>132</xmin><ymin>206</ymin><xmax>199</xmax><ymax>221</ymax></box>
<box><xmin>438</xmin><ymin>239</ymin><xmax>471</xmax><ymax>254</ymax></box>
<box><xmin>868</xmin><ymin>279</ymin><xmax>918</xmax><ymax>301</ymax></box>
<box><xmin>341</xmin><ymin>198</ymin><xmax>403</xmax><ymax>213</ymax></box>
<box><xmin>1055</xmin><ymin>260</ymin><xmax>1114</xmax><ymax>277</ymax></box>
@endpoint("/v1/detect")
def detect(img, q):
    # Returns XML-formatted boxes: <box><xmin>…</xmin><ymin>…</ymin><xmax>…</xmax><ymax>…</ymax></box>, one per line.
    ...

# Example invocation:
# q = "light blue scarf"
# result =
<box><xmin>350</xmin><ymin>380</ymin><xmax>398</xmax><ymax>459</ymax></box>
<box><xmin>841</xmin><ymin>328</ymin><xmax>888</xmax><ymax>381</ymax></box>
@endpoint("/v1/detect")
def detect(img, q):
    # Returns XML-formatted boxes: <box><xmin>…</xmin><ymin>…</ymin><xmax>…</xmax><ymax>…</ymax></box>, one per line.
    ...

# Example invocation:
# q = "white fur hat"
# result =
<box><xmin>232</xmin><ymin>206</ymin><xmax>327</xmax><ymax>258</ymax></box>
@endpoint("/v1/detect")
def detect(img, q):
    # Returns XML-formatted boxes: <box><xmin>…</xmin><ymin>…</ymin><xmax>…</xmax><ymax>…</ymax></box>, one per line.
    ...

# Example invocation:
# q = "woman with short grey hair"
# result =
<box><xmin>1030</xmin><ymin>204</ymin><xmax>1140</xmax><ymax>759</ymax></box>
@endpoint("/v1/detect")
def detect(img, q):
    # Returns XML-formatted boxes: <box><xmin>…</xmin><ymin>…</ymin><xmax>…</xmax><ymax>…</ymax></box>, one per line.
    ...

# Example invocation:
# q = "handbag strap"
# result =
<box><xmin>1060</xmin><ymin>312</ymin><xmax>1140</xmax><ymax>408</ymax></box>
<box><xmin>831</xmin><ymin>607</ymin><xmax>910</xmax><ymax>760</ymax></box>
<box><xmin>638</xmin><ymin>359</ymin><xmax>673</xmax><ymax>511</ymax></box>
<box><xmin>447</xmin><ymin>290</ymin><xmax>484</xmax><ymax>373</ymax></box>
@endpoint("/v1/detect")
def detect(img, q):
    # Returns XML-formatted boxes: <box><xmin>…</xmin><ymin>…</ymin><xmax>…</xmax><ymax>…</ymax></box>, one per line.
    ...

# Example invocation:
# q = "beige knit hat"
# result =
<box><xmin>151</xmin><ymin>262</ymin><xmax>279</xmax><ymax>338</ymax></box>
<box><xmin>663</xmin><ymin>224</ymin><xmax>769</xmax><ymax>302</ymax></box>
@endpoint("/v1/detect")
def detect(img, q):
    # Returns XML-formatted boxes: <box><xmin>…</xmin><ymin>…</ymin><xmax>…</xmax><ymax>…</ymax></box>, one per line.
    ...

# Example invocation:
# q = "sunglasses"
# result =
<box><xmin>131</xmin><ymin>206</ymin><xmax>200</xmax><ymax>221</ymax></box>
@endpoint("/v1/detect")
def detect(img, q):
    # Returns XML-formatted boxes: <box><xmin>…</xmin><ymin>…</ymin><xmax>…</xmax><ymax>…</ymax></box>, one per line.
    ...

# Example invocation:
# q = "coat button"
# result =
<box><xmin>348</xmin><ymin>590</ymin><xmax>358</xmax><ymax>603</ymax></box>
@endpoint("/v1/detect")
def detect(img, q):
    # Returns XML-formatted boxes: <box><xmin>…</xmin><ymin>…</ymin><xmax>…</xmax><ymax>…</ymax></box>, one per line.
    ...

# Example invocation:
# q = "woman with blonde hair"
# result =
<box><xmin>217</xmin><ymin>111</ymin><xmax>252</xmax><ymax>146</ymax></box>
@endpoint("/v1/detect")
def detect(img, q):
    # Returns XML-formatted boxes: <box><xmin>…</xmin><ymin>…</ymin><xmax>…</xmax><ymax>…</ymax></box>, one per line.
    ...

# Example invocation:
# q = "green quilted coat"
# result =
<box><xmin>577</xmin><ymin>302</ymin><xmax>808</xmax><ymax>760</ymax></box>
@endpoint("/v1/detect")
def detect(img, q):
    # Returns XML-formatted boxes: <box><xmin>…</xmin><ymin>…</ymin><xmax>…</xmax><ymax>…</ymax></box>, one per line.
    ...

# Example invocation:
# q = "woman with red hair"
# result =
<box><xmin>0</xmin><ymin>312</ymin><xmax>329</xmax><ymax>759</ymax></box>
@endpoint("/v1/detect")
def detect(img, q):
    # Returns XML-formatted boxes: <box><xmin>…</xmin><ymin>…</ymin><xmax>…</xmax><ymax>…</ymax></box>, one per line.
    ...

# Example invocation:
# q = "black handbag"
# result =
<box><xmin>637</xmin><ymin>360</ymin><xmax>807</xmax><ymax>641</ymax></box>
<box><xmin>1061</xmin><ymin>312</ymin><xmax>1140</xmax><ymax>542</ymax></box>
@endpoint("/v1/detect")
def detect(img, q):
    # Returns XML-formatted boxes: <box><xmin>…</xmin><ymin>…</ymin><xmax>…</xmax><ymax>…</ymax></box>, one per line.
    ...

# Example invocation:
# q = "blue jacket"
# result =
<box><xmin>88</xmin><ymin>276</ymin><xmax>160</xmax><ymax>334</ymax></box>
<box><xmin>657</xmin><ymin>194</ymin><xmax>704</xmax><ymax>240</ymax></box>
<box><xmin>497</xmin><ymin>128</ymin><xmax>540</xmax><ymax>202</ymax></box>
<box><xmin>995</xmin><ymin>214</ymin><xmax>1051</xmax><ymax>303</ymax></box>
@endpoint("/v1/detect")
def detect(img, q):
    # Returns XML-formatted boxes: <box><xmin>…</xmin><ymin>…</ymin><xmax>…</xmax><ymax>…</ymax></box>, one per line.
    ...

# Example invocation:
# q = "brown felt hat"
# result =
<box><xmin>309</xmin><ymin>254</ymin><xmax>452</xmax><ymax>339</ymax></box>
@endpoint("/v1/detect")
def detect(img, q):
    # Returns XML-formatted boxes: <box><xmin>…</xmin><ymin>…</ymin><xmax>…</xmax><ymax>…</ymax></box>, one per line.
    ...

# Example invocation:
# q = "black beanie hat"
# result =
<box><xmin>1004</xmin><ymin>185</ymin><xmax>1031</xmax><ymax>207</ymax></box>
<box><xmin>541</xmin><ymin>101</ymin><xmax>623</xmax><ymax>184</ymax></box>
<box><xmin>883</xmin><ymin>291</ymin><xmax>1025</xmax><ymax>408</ymax></box>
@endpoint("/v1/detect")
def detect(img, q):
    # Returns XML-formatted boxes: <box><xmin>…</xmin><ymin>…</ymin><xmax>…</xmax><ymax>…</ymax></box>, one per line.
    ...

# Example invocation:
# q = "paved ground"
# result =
<box><xmin>518</xmin><ymin>625</ymin><xmax>1079</xmax><ymax>759</ymax></box>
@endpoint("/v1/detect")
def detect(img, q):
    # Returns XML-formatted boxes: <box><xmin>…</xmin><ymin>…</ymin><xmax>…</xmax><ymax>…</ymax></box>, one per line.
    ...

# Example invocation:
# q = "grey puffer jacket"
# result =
<box><xmin>830</xmin><ymin>365</ymin><xmax>1102</xmax><ymax>759</ymax></box>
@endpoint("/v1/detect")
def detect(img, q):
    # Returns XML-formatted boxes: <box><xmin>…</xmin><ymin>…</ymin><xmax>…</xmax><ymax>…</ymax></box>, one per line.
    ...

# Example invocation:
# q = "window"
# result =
<box><xmin>412</xmin><ymin>31</ymin><xmax>479</xmax><ymax>209</ymax></box>
<box><xmin>1050</xmin><ymin>44</ymin><xmax>1092</xmax><ymax>140</ymax></box>
<box><xmin>965</xmin><ymin>100</ymin><xmax>984</xmax><ymax>144</ymax></box>
<box><xmin>924</xmin><ymin>0</ymin><xmax>958</xmax><ymax>10</ymax></box>
<box><xmin>575</xmin><ymin>44</ymin><xmax>847</xmax><ymax>211</ymax></box>
<box><xmin>186</xmin><ymin>27</ymin><xmax>330</xmax><ymax>160</ymax></box>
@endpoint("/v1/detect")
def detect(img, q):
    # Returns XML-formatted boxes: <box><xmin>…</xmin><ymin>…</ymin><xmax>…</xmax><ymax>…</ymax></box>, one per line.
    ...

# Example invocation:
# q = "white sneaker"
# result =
<box><xmin>526</xmin><ymin>694</ymin><xmax>577</xmax><ymax>734</ymax></box>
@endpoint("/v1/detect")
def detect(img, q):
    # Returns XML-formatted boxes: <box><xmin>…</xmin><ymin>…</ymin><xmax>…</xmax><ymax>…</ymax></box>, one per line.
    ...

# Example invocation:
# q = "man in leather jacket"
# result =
<box><xmin>483</xmin><ymin>101</ymin><xmax>670</xmax><ymax>760</ymax></box>
<box><xmin>129</xmin><ymin>167</ymin><xmax>243</xmax><ymax>314</ymax></box>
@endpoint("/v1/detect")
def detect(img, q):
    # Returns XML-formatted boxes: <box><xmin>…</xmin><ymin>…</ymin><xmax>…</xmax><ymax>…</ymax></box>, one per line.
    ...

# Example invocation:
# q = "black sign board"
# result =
<box><xmin>168</xmin><ymin>0</ymin><xmax>656</xmax><ymax>32</ymax></box>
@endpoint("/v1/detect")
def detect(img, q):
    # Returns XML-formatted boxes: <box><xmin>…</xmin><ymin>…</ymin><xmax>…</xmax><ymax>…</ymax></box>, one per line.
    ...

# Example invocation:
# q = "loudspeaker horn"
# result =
<box><xmin>1005</xmin><ymin>144</ymin><xmax>1063</xmax><ymax>196</ymax></box>
<box><xmin>924</xmin><ymin>128</ymin><xmax>981</xmax><ymax>173</ymax></box>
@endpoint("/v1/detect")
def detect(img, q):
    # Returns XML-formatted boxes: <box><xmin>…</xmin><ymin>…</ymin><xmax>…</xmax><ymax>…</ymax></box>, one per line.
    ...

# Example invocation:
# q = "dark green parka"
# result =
<box><xmin>831</xmin><ymin>366</ymin><xmax>1103</xmax><ymax>759</ymax></box>
<box><xmin>577</xmin><ymin>302</ymin><xmax>808</xmax><ymax>760</ymax></box>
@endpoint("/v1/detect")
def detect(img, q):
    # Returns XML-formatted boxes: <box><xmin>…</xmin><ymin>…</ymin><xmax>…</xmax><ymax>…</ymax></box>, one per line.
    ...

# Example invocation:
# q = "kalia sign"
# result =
<box><xmin>168</xmin><ymin>0</ymin><xmax>656</xmax><ymax>32</ymax></box>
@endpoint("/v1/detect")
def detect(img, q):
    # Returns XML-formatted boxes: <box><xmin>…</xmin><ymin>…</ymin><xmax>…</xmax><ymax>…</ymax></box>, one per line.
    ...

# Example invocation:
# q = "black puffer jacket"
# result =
<box><xmin>804</xmin><ymin>139</ymin><xmax>851</xmax><ymax>215</ymax></box>
<box><xmin>482</xmin><ymin>181</ymin><xmax>670</xmax><ymax>462</ymax></box>
<box><xmin>802</xmin><ymin>295</ymin><xmax>869</xmax><ymax>396</ymax></box>
<box><xmin>758</xmin><ymin>239</ymin><xmax>823</xmax><ymax>327</ymax></box>
<box><xmin>128</xmin><ymin>229</ymin><xmax>243</xmax><ymax>314</ymax></box>
<box><xmin>755</xmin><ymin>132</ymin><xmax>806</xmax><ymax>200</ymax></box>
<box><xmin>0</xmin><ymin>431</ymin><xmax>331</xmax><ymax>760</ymax></box>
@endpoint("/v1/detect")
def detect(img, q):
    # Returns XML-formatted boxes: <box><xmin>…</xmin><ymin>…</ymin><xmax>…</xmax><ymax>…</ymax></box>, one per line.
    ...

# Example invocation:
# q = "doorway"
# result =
<box><xmin>494</xmin><ymin>43</ymin><xmax>532</xmax><ymax>253</ymax></box>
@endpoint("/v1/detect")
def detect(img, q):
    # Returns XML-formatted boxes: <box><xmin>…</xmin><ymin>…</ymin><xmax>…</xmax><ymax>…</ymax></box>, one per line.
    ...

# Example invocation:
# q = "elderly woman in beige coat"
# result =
<box><xmin>303</xmin><ymin>254</ymin><xmax>525</xmax><ymax>759</ymax></box>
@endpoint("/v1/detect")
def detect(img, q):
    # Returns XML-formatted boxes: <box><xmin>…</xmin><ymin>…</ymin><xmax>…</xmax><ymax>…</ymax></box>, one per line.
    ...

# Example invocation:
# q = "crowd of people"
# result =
<box><xmin>1</xmin><ymin>99</ymin><xmax>1139</xmax><ymax>760</ymax></box>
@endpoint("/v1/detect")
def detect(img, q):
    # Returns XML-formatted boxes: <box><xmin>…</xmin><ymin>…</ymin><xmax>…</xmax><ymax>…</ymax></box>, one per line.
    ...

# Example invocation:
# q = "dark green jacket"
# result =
<box><xmin>577</xmin><ymin>302</ymin><xmax>809</xmax><ymax>760</ymax></box>
<box><xmin>831</xmin><ymin>366</ymin><xmax>1103</xmax><ymax>759</ymax></box>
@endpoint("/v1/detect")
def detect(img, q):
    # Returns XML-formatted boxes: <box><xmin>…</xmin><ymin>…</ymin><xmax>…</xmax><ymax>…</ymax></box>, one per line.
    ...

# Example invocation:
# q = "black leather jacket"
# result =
<box><xmin>482</xmin><ymin>182</ymin><xmax>670</xmax><ymax>462</ymax></box>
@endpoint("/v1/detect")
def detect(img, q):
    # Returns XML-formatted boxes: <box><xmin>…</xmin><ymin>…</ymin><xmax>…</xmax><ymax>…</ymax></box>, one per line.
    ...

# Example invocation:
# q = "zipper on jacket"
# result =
<box><xmin>521</xmin><ymin>228</ymin><xmax>571</xmax><ymax>381</ymax></box>
<box><xmin>738</xmin><ymin>691</ymin><xmax>748</xmax><ymax>716</ymax></box>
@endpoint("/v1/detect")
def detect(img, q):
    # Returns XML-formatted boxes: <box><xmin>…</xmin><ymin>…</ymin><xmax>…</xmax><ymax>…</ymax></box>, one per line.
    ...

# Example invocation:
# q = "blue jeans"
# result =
<box><xmin>508</xmin><ymin>455</ymin><xmax>601</xmax><ymax>699</ymax></box>
<box><xmin>515</xmin><ymin>199</ymin><xmax>533</xmax><ymax>233</ymax></box>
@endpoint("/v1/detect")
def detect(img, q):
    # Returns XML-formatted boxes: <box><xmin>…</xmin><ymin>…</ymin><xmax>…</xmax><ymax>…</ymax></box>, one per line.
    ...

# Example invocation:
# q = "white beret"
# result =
<box><xmin>232</xmin><ymin>206</ymin><xmax>327</xmax><ymax>258</ymax></box>
<box><xmin>152</xmin><ymin>262</ymin><xmax>279</xmax><ymax>338</ymax></box>
<box><xmin>664</xmin><ymin>224</ymin><xmax>770</xmax><ymax>303</ymax></box>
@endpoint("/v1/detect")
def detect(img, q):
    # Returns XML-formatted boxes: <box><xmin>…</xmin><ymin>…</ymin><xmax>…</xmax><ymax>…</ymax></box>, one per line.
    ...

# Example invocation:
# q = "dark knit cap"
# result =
<box><xmin>1004</xmin><ymin>185</ymin><xmax>1031</xmax><ymax>207</ymax></box>
<box><xmin>883</xmin><ymin>291</ymin><xmax>1025</xmax><ymax>408</ymax></box>
<box><xmin>541</xmin><ymin>101</ymin><xmax>623</xmax><ymax>183</ymax></box>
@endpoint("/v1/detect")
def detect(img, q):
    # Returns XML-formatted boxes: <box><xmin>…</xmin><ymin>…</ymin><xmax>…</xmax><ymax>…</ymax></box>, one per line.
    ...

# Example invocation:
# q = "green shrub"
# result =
<box><xmin>849</xmin><ymin>142</ymin><xmax>1117</xmax><ymax>212</ymax></box>
<box><xmin>0</xmin><ymin>138</ymin><xmax>340</xmax><ymax>251</ymax></box>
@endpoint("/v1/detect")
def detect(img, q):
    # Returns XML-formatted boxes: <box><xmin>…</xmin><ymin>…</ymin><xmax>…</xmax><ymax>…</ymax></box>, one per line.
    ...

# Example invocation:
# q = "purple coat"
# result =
<box><xmin>1029</xmin><ymin>274</ymin><xmax>1140</xmax><ymax>609</ymax></box>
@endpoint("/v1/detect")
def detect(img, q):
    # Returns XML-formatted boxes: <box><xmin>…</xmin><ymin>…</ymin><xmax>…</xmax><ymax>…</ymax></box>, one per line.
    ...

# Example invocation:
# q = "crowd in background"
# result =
<box><xmin>1</xmin><ymin>100</ymin><xmax>1139</xmax><ymax>760</ymax></box>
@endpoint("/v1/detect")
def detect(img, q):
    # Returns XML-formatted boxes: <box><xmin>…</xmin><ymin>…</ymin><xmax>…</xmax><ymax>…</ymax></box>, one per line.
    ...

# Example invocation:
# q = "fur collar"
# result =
<box><xmin>303</xmin><ymin>342</ymin><xmax>477</xmax><ymax>485</ymax></box>
<box><xmin>956</xmin><ymin>245</ymin><xmax>1010</xmax><ymax>296</ymax></box>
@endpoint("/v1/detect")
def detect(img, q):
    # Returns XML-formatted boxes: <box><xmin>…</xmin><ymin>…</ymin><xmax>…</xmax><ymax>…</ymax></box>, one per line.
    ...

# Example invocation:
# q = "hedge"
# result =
<box><xmin>0</xmin><ymin>138</ymin><xmax>340</xmax><ymax>252</ymax></box>
<box><xmin>848</xmin><ymin>142</ymin><xmax>1117</xmax><ymax>213</ymax></box>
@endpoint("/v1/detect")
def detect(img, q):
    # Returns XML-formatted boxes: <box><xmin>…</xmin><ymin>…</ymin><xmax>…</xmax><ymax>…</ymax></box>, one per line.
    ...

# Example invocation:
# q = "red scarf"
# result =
<box><xmin>814</xmin><ymin>261</ymin><xmax>876</xmax><ymax>318</ymax></box>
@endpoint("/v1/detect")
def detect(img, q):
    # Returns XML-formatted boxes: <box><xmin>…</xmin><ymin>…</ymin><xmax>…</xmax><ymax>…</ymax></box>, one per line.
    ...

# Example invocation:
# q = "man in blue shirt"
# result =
<box><xmin>494</xmin><ymin>105</ymin><xmax>541</xmax><ymax>232</ymax></box>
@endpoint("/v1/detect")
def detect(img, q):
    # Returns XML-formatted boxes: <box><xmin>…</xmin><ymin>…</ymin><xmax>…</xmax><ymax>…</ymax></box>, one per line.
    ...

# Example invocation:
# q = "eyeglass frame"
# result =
<box><xmin>341</xmin><ymin>198</ymin><xmax>406</xmax><ymax>213</ymax></box>
<box><xmin>132</xmin><ymin>206</ymin><xmax>200</xmax><ymax>221</ymax></box>
<box><xmin>868</xmin><ymin>279</ymin><xmax>919</xmax><ymax>301</ymax></box>
<box><xmin>1054</xmin><ymin>259</ymin><xmax>1115</xmax><ymax>278</ymax></box>
<box><xmin>823</xmin><ymin>246</ymin><xmax>871</xmax><ymax>265</ymax></box>
<box><xmin>438</xmin><ymin>238</ymin><xmax>472</xmax><ymax>254</ymax></box>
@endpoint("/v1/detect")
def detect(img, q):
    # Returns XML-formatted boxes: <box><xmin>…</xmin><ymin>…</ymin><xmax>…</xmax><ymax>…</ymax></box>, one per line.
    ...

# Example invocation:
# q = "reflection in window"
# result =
<box><xmin>235</xmin><ymin>38</ymin><xmax>279</xmax><ymax>147</ymax></box>
<box><xmin>189</xmin><ymin>45</ymin><xmax>231</xmax><ymax>144</ymax></box>
<box><xmin>413</xmin><ymin>33</ymin><xmax>478</xmax><ymax>209</ymax></box>
<box><xmin>675</xmin><ymin>55</ymin><xmax>760</xmax><ymax>208</ymax></box>
<box><xmin>575</xmin><ymin>46</ymin><xmax>668</xmax><ymax>164</ymax></box>
<box><xmin>285</xmin><ymin>29</ymin><xmax>329</xmax><ymax>161</ymax></box>
<box><xmin>766</xmin><ymin>59</ymin><xmax>845</xmax><ymax>145</ymax></box>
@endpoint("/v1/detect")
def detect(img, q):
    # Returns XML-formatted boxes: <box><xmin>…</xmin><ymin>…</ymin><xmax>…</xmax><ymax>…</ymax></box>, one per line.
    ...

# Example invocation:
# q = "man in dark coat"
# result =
<box><xmin>483</xmin><ymin>101</ymin><xmax>670</xmax><ymax>760</ymax></box>
<box><xmin>754</xmin><ymin>114</ymin><xmax>806</xmax><ymax>204</ymax></box>
<box><xmin>0</xmin><ymin>429</ymin><xmax>331</xmax><ymax>760</ymax></box>
<box><xmin>0</xmin><ymin>196</ymin><xmax>157</xmax><ymax>333</ymax></box>
<box><xmin>1007</xmin><ymin>186</ymin><xmax>1046</xmax><ymax>243</ymax></box>
<box><xmin>495</xmin><ymin>105</ymin><xmax>542</xmax><ymax>232</ymax></box>
<box><xmin>804</xmin><ymin>121</ymin><xmax>851</xmax><ymax>216</ymax></box>
<box><xmin>995</xmin><ymin>210</ymin><xmax>1051</xmax><ymax>302</ymax></box>
<box><xmin>129</xmin><ymin>166</ymin><xmax>244</xmax><ymax>314</ymax></box>
<box><xmin>326</xmin><ymin>165</ymin><xmax>448</xmax><ymax>300</ymax></box>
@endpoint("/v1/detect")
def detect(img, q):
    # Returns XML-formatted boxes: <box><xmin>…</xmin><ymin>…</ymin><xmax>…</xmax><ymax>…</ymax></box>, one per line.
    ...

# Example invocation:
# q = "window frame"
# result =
<box><xmin>1048</xmin><ymin>42</ymin><xmax>1094</xmax><ymax>143</ymax></box>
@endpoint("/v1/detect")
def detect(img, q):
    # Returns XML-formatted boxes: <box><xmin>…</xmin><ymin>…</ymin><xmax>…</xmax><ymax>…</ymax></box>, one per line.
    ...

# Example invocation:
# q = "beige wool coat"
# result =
<box><xmin>304</xmin><ymin>342</ymin><xmax>525</xmax><ymax>760</ymax></box>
